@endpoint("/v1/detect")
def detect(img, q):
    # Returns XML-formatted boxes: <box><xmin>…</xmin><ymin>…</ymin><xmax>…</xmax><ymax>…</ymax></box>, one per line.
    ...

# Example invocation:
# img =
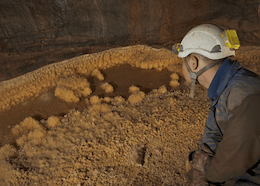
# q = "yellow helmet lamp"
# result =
<box><xmin>222</xmin><ymin>30</ymin><xmax>240</xmax><ymax>50</ymax></box>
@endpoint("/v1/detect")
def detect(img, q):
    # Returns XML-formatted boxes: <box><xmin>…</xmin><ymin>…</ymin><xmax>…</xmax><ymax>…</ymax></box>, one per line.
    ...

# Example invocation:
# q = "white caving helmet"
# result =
<box><xmin>172</xmin><ymin>24</ymin><xmax>240</xmax><ymax>98</ymax></box>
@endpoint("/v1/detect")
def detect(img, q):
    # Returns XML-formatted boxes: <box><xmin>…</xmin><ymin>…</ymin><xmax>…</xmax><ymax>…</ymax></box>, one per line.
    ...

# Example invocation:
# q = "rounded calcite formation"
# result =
<box><xmin>169</xmin><ymin>73</ymin><xmax>180</xmax><ymax>88</ymax></box>
<box><xmin>54</xmin><ymin>75</ymin><xmax>92</xmax><ymax>103</ymax></box>
<box><xmin>128</xmin><ymin>91</ymin><xmax>146</xmax><ymax>104</ymax></box>
<box><xmin>91</xmin><ymin>69</ymin><xmax>104</xmax><ymax>81</ymax></box>
<box><xmin>47</xmin><ymin>116</ymin><xmax>61</xmax><ymax>128</ymax></box>
<box><xmin>90</xmin><ymin>95</ymin><xmax>101</xmax><ymax>105</ymax></box>
<box><xmin>129</xmin><ymin>85</ymin><xmax>140</xmax><ymax>93</ymax></box>
<box><xmin>158</xmin><ymin>85</ymin><xmax>167</xmax><ymax>94</ymax></box>
<box><xmin>100</xmin><ymin>82</ymin><xmax>114</xmax><ymax>93</ymax></box>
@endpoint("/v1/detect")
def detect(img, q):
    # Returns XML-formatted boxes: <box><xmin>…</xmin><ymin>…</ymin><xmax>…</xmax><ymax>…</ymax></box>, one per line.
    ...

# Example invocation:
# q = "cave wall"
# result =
<box><xmin>0</xmin><ymin>0</ymin><xmax>260</xmax><ymax>81</ymax></box>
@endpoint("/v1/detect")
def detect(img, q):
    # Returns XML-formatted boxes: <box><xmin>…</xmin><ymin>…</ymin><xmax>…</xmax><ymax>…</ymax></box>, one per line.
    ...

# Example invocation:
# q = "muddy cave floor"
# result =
<box><xmin>0</xmin><ymin>64</ymin><xmax>216</xmax><ymax>185</ymax></box>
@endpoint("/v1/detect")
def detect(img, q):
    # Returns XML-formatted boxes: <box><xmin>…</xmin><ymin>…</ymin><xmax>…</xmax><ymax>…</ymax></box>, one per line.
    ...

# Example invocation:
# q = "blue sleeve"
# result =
<box><xmin>200</xmin><ymin>107</ymin><xmax>222</xmax><ymax>153</ymax></box>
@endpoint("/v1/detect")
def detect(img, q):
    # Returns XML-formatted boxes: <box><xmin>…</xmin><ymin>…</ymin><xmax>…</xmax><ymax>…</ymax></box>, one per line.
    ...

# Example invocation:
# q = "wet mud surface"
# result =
<box><xmin>0</xmin><ymin>64</ymin><xmax>181</xmax><ymax>147</ymax></box>
<box><xmin>0</xmin><ymin>64</ymin><xmax>207</xmax><ymax>186</ymax></box>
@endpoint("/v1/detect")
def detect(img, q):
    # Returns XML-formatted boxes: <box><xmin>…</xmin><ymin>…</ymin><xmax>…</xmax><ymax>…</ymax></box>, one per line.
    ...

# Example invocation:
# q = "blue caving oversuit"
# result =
<box><xmin>200</xmin><ymin>57</ymin><xmax>260</xmax><ymax>185</ymax></box>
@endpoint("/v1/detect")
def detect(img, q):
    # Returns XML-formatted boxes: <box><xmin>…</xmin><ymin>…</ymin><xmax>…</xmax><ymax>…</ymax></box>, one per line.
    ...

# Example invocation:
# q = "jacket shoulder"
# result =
<box><xmin>226</xmin><ymin>70</ymin><xmax>260</xmax><ymax>111</ymax></box>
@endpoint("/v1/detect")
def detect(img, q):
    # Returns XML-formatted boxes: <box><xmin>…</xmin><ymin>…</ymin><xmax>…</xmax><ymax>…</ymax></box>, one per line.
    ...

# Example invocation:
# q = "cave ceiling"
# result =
<box><xmin>0</xmin><ymin>0</ymin><xmax>260</xmax><ymax>81</ymax></box>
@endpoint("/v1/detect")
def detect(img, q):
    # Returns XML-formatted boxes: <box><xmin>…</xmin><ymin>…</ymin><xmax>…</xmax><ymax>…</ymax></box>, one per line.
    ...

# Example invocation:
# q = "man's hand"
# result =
<box><xmin>190</xmin><ymin>144</ymin><xmax>214</xmax><ymax>173</ymax></box>
<box><xmin>191</xmin><ymin>169</ymin><xmax>209</xmax><ymax>186</ymax></box>
<box><xmin>190</xmin><ymin>149</ymin><xmax>209</xmax><ymax>173</ymax></box>
<box><xmin>187</xmin><ymin>144</ymin><xmax>214</xmax><ymax>185</ymax></box>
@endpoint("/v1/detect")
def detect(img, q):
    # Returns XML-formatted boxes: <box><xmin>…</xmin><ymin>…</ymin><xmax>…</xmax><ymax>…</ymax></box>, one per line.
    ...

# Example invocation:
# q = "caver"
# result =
<box><xmin>173</xmin><ymin>24</ymin><xmax>260</xmax><ymax>186</ymax></box>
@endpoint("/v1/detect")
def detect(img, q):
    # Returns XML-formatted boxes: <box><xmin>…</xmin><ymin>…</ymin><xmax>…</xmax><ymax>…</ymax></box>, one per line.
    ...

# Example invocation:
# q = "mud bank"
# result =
<box><xmin>0</xmin><ymin>45</ymin><xmax>260</xmax><ymax>186</ymax></box>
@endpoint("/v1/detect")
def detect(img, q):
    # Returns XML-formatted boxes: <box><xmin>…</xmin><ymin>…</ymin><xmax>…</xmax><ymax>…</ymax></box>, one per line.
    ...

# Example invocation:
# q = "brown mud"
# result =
<box><xmin>0</xmin><ymin>64</ymin><xmax>182</xmax><ymax>147</ymax></box>
<box><xmin>0</xmin><ymin>45</ymin><xmax>260</xmax><ymax>186</ymax></box>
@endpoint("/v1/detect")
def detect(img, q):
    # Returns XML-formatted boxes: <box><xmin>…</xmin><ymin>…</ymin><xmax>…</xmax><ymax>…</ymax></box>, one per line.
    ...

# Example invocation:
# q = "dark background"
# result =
<box><xmin>1</xmin><ymin>0</ymin><xmax>260</xmax><ymax>81</ymax></box>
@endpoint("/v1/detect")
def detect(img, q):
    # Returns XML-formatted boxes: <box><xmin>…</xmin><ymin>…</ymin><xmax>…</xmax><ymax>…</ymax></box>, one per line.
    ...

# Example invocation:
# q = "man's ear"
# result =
<box><xmin>190</xmin><ymin>56</ymin><xmax>199</xmax><ymax>71</ymax></box>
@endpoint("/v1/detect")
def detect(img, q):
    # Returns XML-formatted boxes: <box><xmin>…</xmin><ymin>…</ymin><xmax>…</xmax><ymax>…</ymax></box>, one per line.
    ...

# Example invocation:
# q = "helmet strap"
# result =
<box><xmin>184</xmin><ymin>58</ymin><xmax>223</xmax><ymax>98</ymax></box>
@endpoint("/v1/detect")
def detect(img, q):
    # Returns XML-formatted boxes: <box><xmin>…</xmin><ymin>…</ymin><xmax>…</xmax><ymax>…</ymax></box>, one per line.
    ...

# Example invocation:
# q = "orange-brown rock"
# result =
<box><xmin>0</xmin><ymin>0</ymin><xmax>260</xmax><ymax>81</ymax></box>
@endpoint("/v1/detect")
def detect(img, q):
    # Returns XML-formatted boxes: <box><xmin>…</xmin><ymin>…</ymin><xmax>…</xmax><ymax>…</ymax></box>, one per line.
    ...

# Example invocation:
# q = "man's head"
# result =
<box><xmin>172</xmin><ymin>24</ymin><xmax>240</xmax><ymax>98</ymax></box>
<box><xmin>182</xmin><ymin>53</ymin><xmax>224</xmax><ymax>89</ymax></box>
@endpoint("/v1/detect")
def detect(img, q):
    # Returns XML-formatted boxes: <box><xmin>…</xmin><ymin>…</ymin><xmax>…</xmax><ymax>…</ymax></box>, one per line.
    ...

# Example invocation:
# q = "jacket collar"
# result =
<box><xmin>208</xmin><ymin>58</ymin><xmax>242</xmax><ymax>103</ymax></box>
